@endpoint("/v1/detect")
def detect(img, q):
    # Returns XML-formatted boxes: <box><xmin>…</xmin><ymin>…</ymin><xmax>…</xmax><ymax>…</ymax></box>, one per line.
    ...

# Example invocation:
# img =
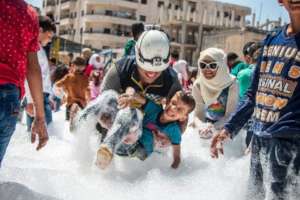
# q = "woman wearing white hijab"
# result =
<box><xmin>89</xmin><ymin>54</ymin><xmax>104</xmax><ymax>70</ymax></box>
<box><xmin>191</xmin><ymin>48</ymin><xmax>239</xmax><ymax>139</ymax></box>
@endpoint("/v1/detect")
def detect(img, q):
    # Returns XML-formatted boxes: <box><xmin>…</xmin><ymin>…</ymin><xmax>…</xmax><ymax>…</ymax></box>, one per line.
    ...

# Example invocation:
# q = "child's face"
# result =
<box><xmin>280</xmin><ymin>0</ymin><xmax>300</xmax><ymax>14</ymax></box>
<box><xmin>163</xmin><ymin>92</ymin><xmax>190</xmax><ymax>122</ymax></box>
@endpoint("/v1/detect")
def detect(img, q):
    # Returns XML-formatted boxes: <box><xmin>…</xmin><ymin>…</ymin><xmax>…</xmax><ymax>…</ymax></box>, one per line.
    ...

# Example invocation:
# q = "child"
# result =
<box><xmin>96</xmin><ymin>90</ymin><xmax>195</xmax><ymax>170</ymax></box>
<box><xmin>55</xmin><ymin>57</ymin><xmax>89</xmax><ymax>129</ymax></box>
<box><xmin>211</xmin><ymin>1</ymin><xmax>300</xmax><ymax>199</ymax></box>
<box><xmin>88</xmin><ymin>69</ymin><xmax>104</xmax><ymax>101</ymax></box>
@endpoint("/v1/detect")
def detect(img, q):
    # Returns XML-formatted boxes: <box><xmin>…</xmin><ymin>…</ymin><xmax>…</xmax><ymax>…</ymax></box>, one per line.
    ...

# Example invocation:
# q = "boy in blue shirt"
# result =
<box><xmin>96</xmin><ymin>90</ymin><xmax>195</xmax><ymax>170</ymax></box>
<box><xmin>211</xmin><ymin>1</ymin><xmax>300</xmax><ymax>199</ymax></box>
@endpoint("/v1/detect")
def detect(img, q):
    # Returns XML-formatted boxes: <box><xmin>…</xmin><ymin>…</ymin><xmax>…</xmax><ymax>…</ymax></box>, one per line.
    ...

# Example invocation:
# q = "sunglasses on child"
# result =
<box><xmin>198</xmin><ymin>61</ymin><xmax>219</xmax><ymax>70</ymax></box>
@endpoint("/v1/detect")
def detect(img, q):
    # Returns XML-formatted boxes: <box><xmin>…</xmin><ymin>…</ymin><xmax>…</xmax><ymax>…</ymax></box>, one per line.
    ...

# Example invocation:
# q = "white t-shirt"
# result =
<box><xmin>25</xmin><ymin>45</ymin><xmax>52</xmax><ymax>103</ymax></box>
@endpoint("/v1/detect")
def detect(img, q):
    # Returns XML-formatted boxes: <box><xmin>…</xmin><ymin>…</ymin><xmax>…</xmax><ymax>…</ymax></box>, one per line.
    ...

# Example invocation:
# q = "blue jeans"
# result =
<box><xmin>26</xmin><ymin>93</ymin><xmax>52</xmax><ymax>131</ymax></box>
<box><xmin>53</xmin><ymin>96</ymin><xmax>61</xmax><ymax>112</ymax></box>
<box><xmin>247</xmin><ymin>135</ymin><xmax>300</xmax><ymax>200</ymax></box>
<box><xmin>0</xmin><ymin>84</ymin><xmax>20</xmax><ymax>166</ymax></box>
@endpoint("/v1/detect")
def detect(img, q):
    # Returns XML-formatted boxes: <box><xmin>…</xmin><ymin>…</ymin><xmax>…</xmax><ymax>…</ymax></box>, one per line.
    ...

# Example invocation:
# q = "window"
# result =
<box><xmin>105</xmin><ymin>10</ymin><xmax>113</xmax><ymax>16</ymax></box>
<box><xmin>158</xmin><ymin>1</ymin><xmax>164</xmax><ymax>7</ymax></box>
<box><xmin>139</xmin><ymin>15</ymin><xmax>146</xmax><ymax>22</ymax></box>
<box><xmin>80</xmin><ymin>28</ymin><xmax>83</xmax><ymax>34</ymax></box>
<box><xmin>235</xmin><ymin>15</ymin><xmax>241</xmax><ymax>21</ymax></box>
<box><xmin>81</xmin><ymin>10</ymin><xmax>84</xmax><ymax>16</ymax></box>
<box><xmin>74</xmin><ymin>12</ymin><xmax>77</xmax><ymax>18</ymax></box>
<box><xmin>104</xmin><ymin>28</ymin><xmax>111</xmax><ymax>34</ymax></box>
<box><xmin>141</xmin><ymin>0</ymin><xmax>147</xmax><ymax>4</ymax></box>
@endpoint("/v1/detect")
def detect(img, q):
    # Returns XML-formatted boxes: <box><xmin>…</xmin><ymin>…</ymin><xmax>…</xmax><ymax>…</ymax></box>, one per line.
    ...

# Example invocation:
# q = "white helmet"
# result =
<box><xmin>135</xmin><ymin>29</ymin><xmax>170</xmax><ymax>72</ymax></box>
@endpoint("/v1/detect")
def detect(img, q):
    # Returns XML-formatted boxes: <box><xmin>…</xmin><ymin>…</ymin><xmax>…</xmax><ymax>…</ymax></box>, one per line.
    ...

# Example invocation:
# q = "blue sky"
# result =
<box><xmin>219</xmin><ymin>0</ymin><xmax>289</xmax><ymax>24</ymax></box>
<box><xmin>26</xmin><ymin>0</ymin><xmax>290</xmax><ymax>24</ymax></box>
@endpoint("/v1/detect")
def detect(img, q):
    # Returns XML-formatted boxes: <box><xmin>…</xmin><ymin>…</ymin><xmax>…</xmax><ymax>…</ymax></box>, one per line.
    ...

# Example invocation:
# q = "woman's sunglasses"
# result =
<box><xmin>198</xmin><ymin>61</ymin><xmax>219</xmax><ymax>70</ymax></box>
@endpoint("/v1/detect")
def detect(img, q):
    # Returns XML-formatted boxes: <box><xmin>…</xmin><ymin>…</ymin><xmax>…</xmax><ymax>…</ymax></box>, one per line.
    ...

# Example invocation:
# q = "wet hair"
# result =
<box><xmin>227</xmin><ymin>52</ymin><xmax>239</xmax><ymax>62</ymax></box>
<box><xmin>72</xmin><ymin>56</ymin><xmax>86</xmax><ymax>66</ymax></box>
<box><xmin>39</xmin><ymin>16</ymin><xmax>56</xmax><ymax>33</ymax></box>
<box><xmin>177</xmin><ymin>91</ymin><xmax>196</xmax><ymax>113</ymax></box>
<box><xmin>132</xmin><ymin>23</ymin><xmax>144</xmax><ymax>39</ymax></box>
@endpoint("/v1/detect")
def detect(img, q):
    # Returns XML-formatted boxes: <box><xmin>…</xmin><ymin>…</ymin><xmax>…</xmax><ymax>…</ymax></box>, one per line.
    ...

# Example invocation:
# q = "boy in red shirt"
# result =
<box><xmin>0</xmin><ymin>0</ymin><xmax>48</xmax><ymax>166</ymax></box>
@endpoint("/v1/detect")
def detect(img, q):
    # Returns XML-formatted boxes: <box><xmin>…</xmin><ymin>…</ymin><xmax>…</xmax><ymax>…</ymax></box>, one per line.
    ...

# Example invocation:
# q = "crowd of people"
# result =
<box><xmin>0</xmin><ymin>0</ymin><xmax>300</xmax><ymax>200</ymax></box>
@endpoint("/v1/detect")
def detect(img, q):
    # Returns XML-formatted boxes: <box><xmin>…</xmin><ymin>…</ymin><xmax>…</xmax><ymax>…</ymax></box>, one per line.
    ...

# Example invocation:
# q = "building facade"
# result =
<box><xmin>157</xmin><ymin>0</ymin><xmax>252</xmax><ymax>65</ymax></box>
<box><xmin>44</xmin><ymin>0</ymin><xmax>275</xmax><ymax>65</ymax></box>
<box><xmin>43</xmin><ymin>0</ymin><xmax>157</xmax><ymax>49</ymax></box>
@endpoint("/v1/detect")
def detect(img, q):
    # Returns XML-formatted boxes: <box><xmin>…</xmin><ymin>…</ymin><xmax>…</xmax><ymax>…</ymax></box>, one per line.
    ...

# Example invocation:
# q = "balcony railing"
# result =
<box><xmin>46</xmin><ymin>0</ymin><xmax>55</xmax><ymax>6</ymax></box>
<box><xmin>84</xmin><ymin>29</ymin><xmax>131</xmax><ymax>37</ymax></box>
<box><xmin>121</xmin><ymin>0</ymin><xmax>139</xmax><ymax>3</ymax></box>
<box><xmin>61</xmin><ymin>0</ymin><xmax>76</xmax><ymax>3</ymax></box>
<box><xmin>86</xmin><ymin>10</ymin><xmax>136</xmax><ymax>20</ymax></box>
<box><xmin>60</xmin><ymin>15</ymin><xmax>70</xmax><ymax>20</ymax></box>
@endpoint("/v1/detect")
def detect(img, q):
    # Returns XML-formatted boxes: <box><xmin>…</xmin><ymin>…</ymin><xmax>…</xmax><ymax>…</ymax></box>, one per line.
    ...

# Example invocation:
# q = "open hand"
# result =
<box><xmin>199</xmin><ymin>124</ymin><xmax>214</xmax><ymax>139</ymax></box>
<box><xmin>210</xmin><ymin>129</ymin><xmax>230</xmax><ymax>159</ymax></box>
<box><xmin>31</xmin><ymin>117</ymin><xmax>49</xmax><ymax>151</ymax></box>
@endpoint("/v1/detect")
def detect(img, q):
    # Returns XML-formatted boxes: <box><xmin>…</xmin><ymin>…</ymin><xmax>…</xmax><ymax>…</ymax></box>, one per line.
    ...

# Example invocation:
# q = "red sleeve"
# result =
<box><xmin>84</xmin><ymin>65</ymin><xmax>94</xmax><ymax>77</ymax></box>
<box><xmin>27</xmin><ymin>6</ymin><xmax>40</xmax><ymax>53</ymax></box>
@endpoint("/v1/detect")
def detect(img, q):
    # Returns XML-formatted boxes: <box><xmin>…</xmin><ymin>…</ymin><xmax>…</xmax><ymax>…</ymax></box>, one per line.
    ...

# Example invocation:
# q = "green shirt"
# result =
<box><xmin>237</xmin><ymin>64</ymin><xmax>255</xmax><ymax>99</ymax></box>
<box><xmin>231</xmin><ymin>61</ymin><xmax>249</xmax><ymax>77</ymax></box>
<box><xmin>124</xmin><ymin>39</ymin><xmax>136</xmax><ymax>57</ymax></box>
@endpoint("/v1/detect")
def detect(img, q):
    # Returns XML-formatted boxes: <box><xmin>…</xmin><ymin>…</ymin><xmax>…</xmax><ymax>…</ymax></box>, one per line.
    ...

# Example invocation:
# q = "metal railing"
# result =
<box><xmin>86</xmin><ymin>10</ymin><xmax>136</xmax><ymax>20</ymax></box>
<box><xmin>84</xmin><ymin>29</ymin><xmax>131</xmax><ymax>37</ymax></box>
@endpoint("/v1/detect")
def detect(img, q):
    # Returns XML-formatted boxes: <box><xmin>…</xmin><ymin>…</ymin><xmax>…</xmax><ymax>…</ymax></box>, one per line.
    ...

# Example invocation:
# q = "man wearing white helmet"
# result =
<box><xmin>96</xmin><ymin>29</ymin><xmax>182</xmax><ymax>155</ymax></box>
<box><xmin>101</xmin><ymin>29</ymin><xmax>181</xmax><ymax>104</ymax></box>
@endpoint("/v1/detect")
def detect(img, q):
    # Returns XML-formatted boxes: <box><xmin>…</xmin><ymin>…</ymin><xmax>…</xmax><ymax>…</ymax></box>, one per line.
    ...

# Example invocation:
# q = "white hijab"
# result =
<box><xmin>89</xmin><ymin>54</ymin><xmax>104</xmax><ymax>70</ymax></box>
<box><xmin>195</xmin><ymin>48</ymin><xmax>235</xmax><ymax>105</ymax></box>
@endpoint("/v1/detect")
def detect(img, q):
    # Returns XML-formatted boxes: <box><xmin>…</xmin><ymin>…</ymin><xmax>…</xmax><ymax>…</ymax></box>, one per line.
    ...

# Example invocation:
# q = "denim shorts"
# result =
<box><xmin>0</xmin><ymin>84</ymin><xmax>20</xmax><ymax>166</ymax></box>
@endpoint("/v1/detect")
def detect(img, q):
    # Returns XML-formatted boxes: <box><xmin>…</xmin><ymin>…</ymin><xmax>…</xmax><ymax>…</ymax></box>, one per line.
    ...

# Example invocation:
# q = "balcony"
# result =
<box><xmin>46</xmin><ymin>0</ymin><xmax>55</xmax><ymax>6</ymax></box>
<box><xmin>60</xmin><ymin>15</ymin><xmax>72</xmax><ymax>25</ymax></box>
<box><xmin>85</xmin><ymin>0</ymin><xmax>140</xmax><ymax>9</ymax></box>
<box><xmin>45</xmin><ymin>5</ymin><xmax>55</xmax><ymax>13</ymax></box>
<box><xmin>83</xmin><ymin>11</ymin><xmax>137</xmax><ymax>26</ymax></box>
<box><xmin>87</xmin><ymin>10</ymin><xmax>136</xmax><ymax>20</ymax></box>
<box><xmin>83</xmin><ymin>29</ymin><xmax>130</xmax><ymax>43</ymax></box>
<box><xmin>61</xmin><ymin>0</ymin><xmax>76</xmax><ymax>10</ymax></box>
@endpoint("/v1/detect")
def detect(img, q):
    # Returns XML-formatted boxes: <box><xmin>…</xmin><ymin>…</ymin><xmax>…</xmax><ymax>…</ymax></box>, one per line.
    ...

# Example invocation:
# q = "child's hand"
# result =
<box><xmin>153</xmin><ymin>130</ymin><xmax>171</xmax><ymax>148</ymax></box>
<box><xmin>199</xmin><ymin>123</ymin><xmax>214</xmax><ymax>139</ymax></box>
<box><xmin>117</xmin><ymin>93</ymin><xmax>132</xmax><ymax>109</ymax></box>
<box><xmin>171</xmin><ymin>157</ymin><xmax>180</xmax><ymax>169</ymax></box>
<box><xmin>25</xmin><ymin>103</ymin><xmax>34</xmax><ymax>117</ymax></box>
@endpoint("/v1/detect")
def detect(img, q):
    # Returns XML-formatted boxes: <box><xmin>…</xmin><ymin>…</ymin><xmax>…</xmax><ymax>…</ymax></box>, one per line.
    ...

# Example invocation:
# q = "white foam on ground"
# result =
<box><xmin>0</xmin><ymin>109</ymin><xmax>250</xmax><ymax>200</ymax></box>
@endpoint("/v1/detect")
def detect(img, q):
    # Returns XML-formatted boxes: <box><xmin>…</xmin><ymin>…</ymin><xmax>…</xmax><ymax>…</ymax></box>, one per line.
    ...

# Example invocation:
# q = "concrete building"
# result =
<box><xmin>201</xmin><ymin>27</ymin><xmax>266</xmax><ymax>59</ymax></box>
<box><xmin>43</xmin><ymin>0</ymin><xmax>157</xmax><ymax>49</ymax></box>
<box><xmin>43</xmin><ymin>0</ymin><xmax>279</xmax><ymax>65</ymax></box>
<box><xmin>158</xmin><ymin>0</ymin><xmax>252</xmax><ymax>65</ymax></box>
